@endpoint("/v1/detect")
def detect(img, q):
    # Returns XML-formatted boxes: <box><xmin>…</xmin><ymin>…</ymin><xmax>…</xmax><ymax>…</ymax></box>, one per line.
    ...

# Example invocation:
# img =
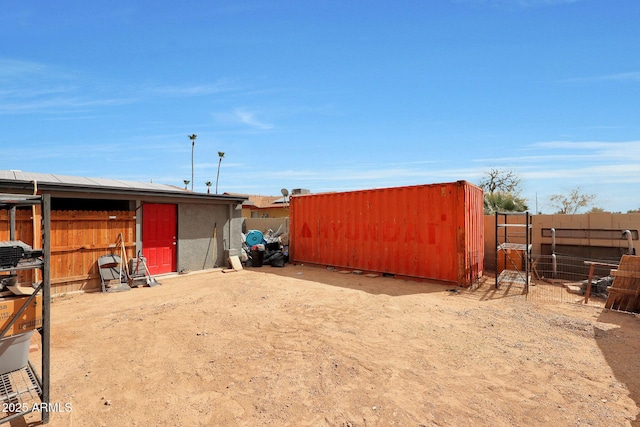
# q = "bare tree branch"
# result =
<box><xmin>479</xmin><ymin>169</ymin><xmax>521</xmax><ymax>195</ymax></box>
<box><xmin>549</xmin><ymin>187</ymin><xmax>596</xmax><ymax>214</ymax></box>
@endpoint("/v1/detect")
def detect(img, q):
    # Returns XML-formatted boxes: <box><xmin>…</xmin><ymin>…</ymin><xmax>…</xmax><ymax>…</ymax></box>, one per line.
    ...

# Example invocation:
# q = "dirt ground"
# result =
<box><xmin>13</xmin><ymin>265</ymin><xmax>640</xmax><ymax>426</ymax></box>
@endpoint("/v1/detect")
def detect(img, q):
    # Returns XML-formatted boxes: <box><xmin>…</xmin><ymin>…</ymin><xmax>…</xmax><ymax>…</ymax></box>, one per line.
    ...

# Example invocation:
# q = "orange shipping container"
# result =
<box><xmin>290</xmin><ymin>181</ymin><xmax>484</xmax><ymax>286</ymax></box>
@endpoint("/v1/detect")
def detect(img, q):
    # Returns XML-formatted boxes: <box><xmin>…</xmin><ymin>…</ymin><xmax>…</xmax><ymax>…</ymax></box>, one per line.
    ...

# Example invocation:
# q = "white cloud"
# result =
<box><xmin>521</xmin><ymin>163</ymin><xmax>640</xmax><ymax>181</ymax></box>
<box><xmin>212</xmin><ymin>108</ymin><xmax>275</xmax><ymax>130</ymax></box>
<box><xmin>475</xmin><ymin>140</ymin><xmax>640</xmax><ymax>169</ymax></box>
<box><xmin>455</xmin><ymin>0</ymin><xmax>584</xmax><ymax>7</ymax></box>
<box><xmin>0</xmin><ymin>95</ymin><xmax>136</xmax><ymax>114</ymax></box>
<box><xmin>0</xmin><ymin>58</ymin><xmax>244</xmax><ymax>115</ymax></box>
<box><xmin>0</xmin><ymin>58</ymin><xmax>48</xmax><ymax>79</ymax></box>
<box><xmin>232</xmin><ymin>108</ymin><xmax>274</xmax><ymax>130</ymax></box>
<box><xmin>146</xmin><ymin>80</ymin><xmax>238</xmax><ymax>97</ymax></box>
<box><xmin>474</xmin><ymin>153</ymin><xmax>597</xmax><ymax>164</ymax></box>
<box><xmin>227</xmin><ymin>163</ymin><xmax>480</xmax><ymax>192</ymax></box>
<box><xmin>564</xmin><ymin>72</ymin><xmax>640</xmax><ymax>83</ymax></box>
<box><xmin>531</xmin><ymin>140</ymin><xmax>640</xmax><ymax>161</ymax></box>
<box><xmin>0</xmin><ymin>58</ymin><xmax>138</xmax><ymax>114</ymax></box>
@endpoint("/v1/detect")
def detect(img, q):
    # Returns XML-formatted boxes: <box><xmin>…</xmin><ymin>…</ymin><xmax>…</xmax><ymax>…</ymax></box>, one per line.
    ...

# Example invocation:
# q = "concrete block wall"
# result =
<box><xmin>178</xmin><ymin>202</ymin><xmax>244</xmax><ymax>271</ymax></box>
<box><xmin>484</xmin><ymin>212</ymin><xmax>640</xmax><ymax>271</ymax></box>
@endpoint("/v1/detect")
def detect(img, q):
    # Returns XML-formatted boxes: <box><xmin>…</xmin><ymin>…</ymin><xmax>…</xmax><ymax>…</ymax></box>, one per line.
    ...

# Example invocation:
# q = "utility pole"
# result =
<box><xmin>216</xmin><ymin>151</ymin><xmax>225</xmax><ymax>194</ymax></box>
<box><xmin>188</xmin><ymin>134</ymin><xmax>197</xmax><ymax>191</ymax></box>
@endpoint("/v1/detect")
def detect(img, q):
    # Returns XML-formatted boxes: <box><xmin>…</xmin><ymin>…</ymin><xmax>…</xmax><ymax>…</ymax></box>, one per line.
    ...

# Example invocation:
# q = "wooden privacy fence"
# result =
<box><xmin>0</xmin><ymin>209</ymin><xmax>136</xmax><ymax>293</ymax></box>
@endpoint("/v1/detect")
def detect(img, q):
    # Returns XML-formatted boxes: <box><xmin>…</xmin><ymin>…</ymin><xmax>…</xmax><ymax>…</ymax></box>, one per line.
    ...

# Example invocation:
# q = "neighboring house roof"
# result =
<box><xmin>224</xmin><ymin>193</ymin><xmax>287</xmax><ymax>209</ymax></box>
<box><xmin>0</xmin><ymin>170</ymin><xmax>247</xmax><ymax>203</ymax></box>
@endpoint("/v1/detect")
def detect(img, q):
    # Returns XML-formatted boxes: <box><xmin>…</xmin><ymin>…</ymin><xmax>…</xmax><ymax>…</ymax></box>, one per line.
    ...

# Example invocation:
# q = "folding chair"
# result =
<box><xmin>97</xmin><ymin>254</ymin><xmax>131</xmax><ymax>293</ymax></box>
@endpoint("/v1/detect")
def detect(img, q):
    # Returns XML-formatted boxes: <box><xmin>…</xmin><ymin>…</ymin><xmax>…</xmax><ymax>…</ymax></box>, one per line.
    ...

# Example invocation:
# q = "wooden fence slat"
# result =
<box><xmin>2</xmin><ymin>209</ymin><xmax>136</xmax><ymax>294</ymax></box>
<box><xmin>605</xmin><ymin>255</ymin><xmax>640</xmax><ymax>312</ymax></box>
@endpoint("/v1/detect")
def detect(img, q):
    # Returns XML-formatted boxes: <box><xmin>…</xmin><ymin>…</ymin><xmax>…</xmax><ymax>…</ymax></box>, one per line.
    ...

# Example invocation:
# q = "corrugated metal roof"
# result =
<box><xmin>0</xmin><ymin>170</ymin><xmax>177</xmax><ymax>191</ymax></box>
<box><xmin>0</xmin><ymin>170</ymin><xmax>247</xmax><ymax>202</ymax></box>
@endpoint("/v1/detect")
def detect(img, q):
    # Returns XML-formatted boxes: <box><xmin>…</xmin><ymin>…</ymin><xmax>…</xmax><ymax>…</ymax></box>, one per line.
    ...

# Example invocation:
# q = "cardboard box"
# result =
<box><xmin>0</xmin><ymin>295</ymin><xmax>43</xmax><ymax>338</ymax></box>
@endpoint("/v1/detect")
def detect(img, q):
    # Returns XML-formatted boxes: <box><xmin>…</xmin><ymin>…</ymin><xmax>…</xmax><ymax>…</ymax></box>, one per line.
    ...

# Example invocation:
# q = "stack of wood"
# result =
<box><xmin>605</xmin><ymin>255</ymin><xmax>640</xmax><ymax>313</ymax></box>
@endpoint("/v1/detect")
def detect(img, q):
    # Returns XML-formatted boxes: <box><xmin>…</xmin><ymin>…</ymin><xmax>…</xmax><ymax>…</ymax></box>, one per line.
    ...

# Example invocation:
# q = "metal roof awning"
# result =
<box><xmin>0</xmin><ymin>193</ymin><xmax>43</xmax><ymax>207</ymax></box>
<box><xmin>0</xmin><ymin>171</ymin><xmax>247</xmax><ymax>203</ymax></box>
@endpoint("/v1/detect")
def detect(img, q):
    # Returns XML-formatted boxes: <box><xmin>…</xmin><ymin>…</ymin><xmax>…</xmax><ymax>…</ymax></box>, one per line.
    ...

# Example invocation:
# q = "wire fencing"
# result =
<box><xmin>470</xmin><ymin>252</ymin><xmax>619</xmax><ymax>305</ymax></box>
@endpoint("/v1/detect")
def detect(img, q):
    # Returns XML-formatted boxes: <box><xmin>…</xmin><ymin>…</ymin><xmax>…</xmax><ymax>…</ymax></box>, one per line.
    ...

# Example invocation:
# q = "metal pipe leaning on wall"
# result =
<box><xmin>622</xmin><ymin>230</ymin><xmax>634</xmax><ymax>255</ymax></box>
<box><xmin>551</xmin><ymin>228</ymin><xmax>557</xmax><ymax>278</ymax></box>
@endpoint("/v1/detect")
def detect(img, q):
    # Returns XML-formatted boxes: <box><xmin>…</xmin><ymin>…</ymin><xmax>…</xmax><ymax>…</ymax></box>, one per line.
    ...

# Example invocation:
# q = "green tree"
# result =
<box><xmin>483</xmin><ymin>192</ymin><xmax>528</xmax><ymax>215</ymax></box>
<box><xmin>478</xmin><ymin>169</ymin><xmax>528</xmax><ymax>214</ymax></box>
<box><xmin>549</xmin><ymin>187</ymin><xmax>596</xmax><ymax>214</ymax></box>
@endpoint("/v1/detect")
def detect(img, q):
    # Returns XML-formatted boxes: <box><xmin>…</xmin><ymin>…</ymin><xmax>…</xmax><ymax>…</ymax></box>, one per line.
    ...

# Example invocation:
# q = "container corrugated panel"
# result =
<box><xmin>463</xmin><ymin>182</ymin><xmax>485</xmax><ymax>284</ymax></box>
<box><xmin>290</xmin><ymin>181</ymin><xmax>484</xmax><ymax>286</ymax></box>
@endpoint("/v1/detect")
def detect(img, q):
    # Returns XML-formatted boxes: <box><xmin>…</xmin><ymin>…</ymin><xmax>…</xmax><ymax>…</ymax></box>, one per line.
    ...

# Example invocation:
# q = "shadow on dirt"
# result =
<box><xmin>250</xmin><ymin>263</ymin><xmax>450</xmax><ymax>297</ymax></box>
<box><xmin>595</xmin><ymin>310</ymin><xmax>640</xmax><ymax>427</ymax></box>
<box><xmin>462</xmin><ymin>280</ymin><xmax>528</xmax><ymax>301</ymax></box>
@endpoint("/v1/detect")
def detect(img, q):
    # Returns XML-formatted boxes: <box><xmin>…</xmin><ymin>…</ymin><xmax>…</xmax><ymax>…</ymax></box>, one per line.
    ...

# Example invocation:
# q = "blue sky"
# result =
<box><xmin>1</xmin><ymin>0</ymin><xmax>639</xmax><ymax>213</ymax></box>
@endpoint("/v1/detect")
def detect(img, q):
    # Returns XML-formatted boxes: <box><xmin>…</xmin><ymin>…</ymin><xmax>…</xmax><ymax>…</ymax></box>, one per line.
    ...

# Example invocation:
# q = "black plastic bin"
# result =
<box><xmin>251</xmin><ymin>250</ymin><xmax>264</xmax><ymax>267</ymax></box>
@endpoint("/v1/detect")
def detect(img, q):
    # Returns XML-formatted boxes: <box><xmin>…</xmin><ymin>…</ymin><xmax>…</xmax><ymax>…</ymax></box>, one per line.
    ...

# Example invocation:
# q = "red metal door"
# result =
<box><xmin>142</xmin><ymin>204</ymin><xmax>176</xmax><ymax>275</ymax></box>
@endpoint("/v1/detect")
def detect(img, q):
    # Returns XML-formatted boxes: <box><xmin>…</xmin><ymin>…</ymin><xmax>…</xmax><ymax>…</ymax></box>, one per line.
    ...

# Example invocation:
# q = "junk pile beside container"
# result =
<box><xmin>242</xmin><ymin>228</ymin><xmax>286</xmax><ymax>267</ymax></box>
<box><xmin>566</xmin><ymin>275</ymin><xmax>613</xmax><ymax>298</ymax></box>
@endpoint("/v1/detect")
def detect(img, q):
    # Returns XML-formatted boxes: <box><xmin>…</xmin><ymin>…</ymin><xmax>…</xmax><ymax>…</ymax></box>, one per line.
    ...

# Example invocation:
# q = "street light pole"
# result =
<box><xmin>216</xmin><ymin>151</ymin><xmax>225</xmax><ymax>194</ymax></box>
<box><xmin>188</xmin><ymin>134</ymin><xmax>197</xmax><ymax>191</ymax></box>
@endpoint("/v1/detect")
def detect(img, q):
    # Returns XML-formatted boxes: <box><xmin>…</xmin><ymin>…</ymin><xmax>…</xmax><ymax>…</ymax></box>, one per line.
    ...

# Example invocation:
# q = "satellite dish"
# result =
<box><xmin>281</xmin><ymin>188</ymin><xmax>289</xmax><ymax>205</ymax></box>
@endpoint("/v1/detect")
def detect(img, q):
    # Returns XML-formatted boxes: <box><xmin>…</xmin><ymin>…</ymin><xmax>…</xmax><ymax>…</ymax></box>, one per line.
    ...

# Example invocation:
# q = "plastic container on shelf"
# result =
<box><xmin>0</xmin><ymin>330</ymin><xmax>34</xmax><ymax>375</ymax></box>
